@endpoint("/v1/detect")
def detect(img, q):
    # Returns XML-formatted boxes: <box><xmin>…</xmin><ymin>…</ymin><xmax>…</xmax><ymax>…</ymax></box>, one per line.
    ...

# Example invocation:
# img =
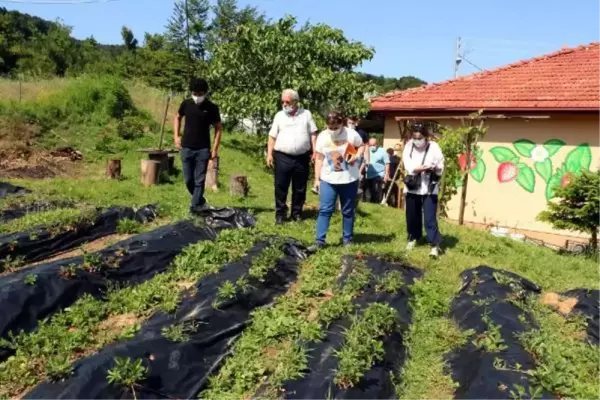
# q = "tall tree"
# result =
<box><xmin>120</xmin><ymin>26</ymin><xmax>138</xmax><ymax>51</ymax></box>
<box><xmin>209</xmin><ymin>0</ymin><xmax>264</xmax><ymax>47</ymax></box>
<box><xmin>165</xmin><ymin>0</ymin><xmax>210</xmax><ymax>61</ymax></box>
<box><xmin>208</xmin><ymin>16</ymin><xmax>375</xmax><ymax>131</ymax></box>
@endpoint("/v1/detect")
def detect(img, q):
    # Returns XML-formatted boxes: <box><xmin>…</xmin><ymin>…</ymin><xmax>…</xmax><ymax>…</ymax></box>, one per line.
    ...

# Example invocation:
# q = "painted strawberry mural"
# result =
<box><xmin>497</xmin><ymin>162</ymin><xmax>517</xmax><ymax>183</ymax></box>
<box><xmin>458</xmin><ymin>153</ymin><xmax>477</xmax><ymax>172</ymax></box>
<box><xmin>560</xmin><ymin>172</ymin><xmax>573</xmax><ymax>188</ymax></box>
<box><xmin>455</xmin><ymin>149</ymin><xmax>486</xmax><ymax>186</ymax></box>
<box><xmin>490</xmin><ymin>139</ymin><xmax>591</xmax><ymax>199</ymax></box>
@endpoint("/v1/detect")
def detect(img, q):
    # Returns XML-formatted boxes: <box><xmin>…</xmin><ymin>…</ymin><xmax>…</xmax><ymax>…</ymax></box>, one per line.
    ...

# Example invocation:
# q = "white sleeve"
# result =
<box><xmin>269</xmin><ymin>113</ymin><xmax>280</xmax><ymax>138</ymax></box>
<box><xmin>434</xmin><ymin>143</ymin><xmax>445</xmax><ymax>174</ymax></box>
<box><xmin>306</xmin><ymin>110</ymin><xmax>318</xmax><ymax>134</ymax></box>
<box><xmin>403</xmin><ymin>144</ymin><xmax>417</xmax><ymax>175</ymax></box>
<box><xmin>351</xmin><ymin>130</ymin><xmax>363</xmax><ymax>147</ymax></box>
<box><xmin>315</xmin><ymin>132</ymin><xmax>326</xmax><ymax>154</ymax></box>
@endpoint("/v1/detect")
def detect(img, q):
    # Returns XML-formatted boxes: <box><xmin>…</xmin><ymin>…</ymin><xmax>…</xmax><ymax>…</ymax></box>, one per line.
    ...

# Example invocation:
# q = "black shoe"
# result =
<box><xmin>190</xmin><ymin>203</ymin><xmax>212</xmax><ymax>215</ymax></box>
<box><xmin>307</xmin><ymin>242</ymin><xmax>325</xmax><ymax>253</ymax></box>
<box><xmin>275</xmin><ymin>216</ymin><xmax>285</xmax><ymax>225</ymax></box>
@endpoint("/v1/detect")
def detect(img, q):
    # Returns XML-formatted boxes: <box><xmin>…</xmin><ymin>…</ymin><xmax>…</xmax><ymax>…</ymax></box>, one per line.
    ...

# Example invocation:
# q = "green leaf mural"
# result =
<box><xmin>513</xmin><ymin>139</ymin><xmax>536</xmax><ymax>157</ymax></box>
<box><xmin>543</xmin><ymin>139</ymin><xmax>565</xmax><ymax>156</ymax></box>
<box><xmin>546</xmin><ymin>167</ymin><xmax>564</xmax><ymax>200</ymax></box>
<box><xmin>564</xmin><ymin>143</ymin><xmax>592</xmax><ymax>174</ymax></box>
<box><xmin>544</xmin><ymin>144</ymin><xmax>592</xmax><ymax>200</ymax></box>
<box><xmin>534</xmin><ymin>158</ymin><xmax>553</xmax><ymax>183</ymax></box>
<box><xmin>470</xmin><ymin>157</ymin><xmax>486</xmax><ymax>183</ymax></box>
<box><xmin>490</xmin><ymin>147</ymin><xmax>518</xmax><ymax>163</ymax></box>
<box><xmin>516</xmin><ymin>163</ymin><xmax>536</xmax><ymax>193</ymax></box>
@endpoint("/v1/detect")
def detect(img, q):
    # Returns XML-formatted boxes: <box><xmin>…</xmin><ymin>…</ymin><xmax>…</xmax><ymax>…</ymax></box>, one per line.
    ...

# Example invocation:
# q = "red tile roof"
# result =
<box><xmin>371</xmin><ymin>42</ymin><xmax>600</xmax><ymax>112</ymax></box>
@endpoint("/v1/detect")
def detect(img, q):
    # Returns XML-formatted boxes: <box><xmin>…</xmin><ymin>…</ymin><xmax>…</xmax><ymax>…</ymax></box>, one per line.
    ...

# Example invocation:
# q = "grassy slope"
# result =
<box><xmin>0</xmin><ymin>79</ymin><xmax>598</xmax><ymax>398</ymax></box>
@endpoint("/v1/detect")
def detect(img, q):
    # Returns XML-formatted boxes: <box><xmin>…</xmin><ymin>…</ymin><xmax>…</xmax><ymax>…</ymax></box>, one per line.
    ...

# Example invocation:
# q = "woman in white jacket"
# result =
<box><xmin>402</xmin><ymin>123</ymin><xmax>445</xmax><ymax>257</ymax></box>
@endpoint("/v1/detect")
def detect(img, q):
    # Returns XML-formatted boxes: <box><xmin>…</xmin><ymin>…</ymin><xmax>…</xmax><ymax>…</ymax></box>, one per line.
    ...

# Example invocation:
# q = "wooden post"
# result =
<box><xmin>106</xmin><ymin>159</ymin><xmax>122</xmax><ymax>179</ymax></box>
<box><xmin>141</xmin><ymin>160</ymin><xmax>161</xmax><ymax>186</ymax></box>
<box><xmin>206</xmin><ymin>156</ymin><xmax>219</xmax><ymax>191</ymax></box>
<box><xmin>158</xmin><ymin>95</ymin><xmax>171</xmax><ymax>151</ymax></box>
<box><xmin>229</xmin><ymin>175</ymin><xmax>249</xmax><ymax>197</ymax></box>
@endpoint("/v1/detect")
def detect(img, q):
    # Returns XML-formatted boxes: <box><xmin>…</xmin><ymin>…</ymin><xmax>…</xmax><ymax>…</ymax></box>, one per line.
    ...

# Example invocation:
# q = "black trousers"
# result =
<box><xmin>364</xmin><ymin>177</ymin><xmax>384</xmax><ymax>203</ymax></box>
<box><xmin>180</xmin><ymin>147</ymin><xmax>210</xmax><ymax>210</ymax></box>
<box><xmin>274</xmin><ymin>150</ymin><xmax>310</xmax><ymax>218</ymax></box>
<box><xmin>405</xmin><ymin>193</ymin><xmax>442</xmax><ymax>246</ymax></box>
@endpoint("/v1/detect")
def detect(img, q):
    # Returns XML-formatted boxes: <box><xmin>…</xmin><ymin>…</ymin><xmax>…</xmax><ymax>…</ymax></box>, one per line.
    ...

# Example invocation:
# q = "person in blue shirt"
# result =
<box><xmin>365</xmin><ymin>137</ymin><xmax>390</xmax><ymax>203</ymax></box>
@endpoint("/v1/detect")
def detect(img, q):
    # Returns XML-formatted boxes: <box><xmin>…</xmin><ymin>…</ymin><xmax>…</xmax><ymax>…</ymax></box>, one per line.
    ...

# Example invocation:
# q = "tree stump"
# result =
<box><xmin>230</xmin><ymin>174</ymin><xmax>249</xmax><ymax>197</ymax></box>
<box><xmin>140</xmin><ymin>160</ymin><xmax>160</xmax><ymax>187</ymax></box>
<box><xmin>206</xmin><ymin>157</ymin><xmax>219</xmax><ymax>192</ymax></box>
<box><xmin>106</xmin><ymin>159</ymin><xmax>121</xmax><ymax>179</ymax></box>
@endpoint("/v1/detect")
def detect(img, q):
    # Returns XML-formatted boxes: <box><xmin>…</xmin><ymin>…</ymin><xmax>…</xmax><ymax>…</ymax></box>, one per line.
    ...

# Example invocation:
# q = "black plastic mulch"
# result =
<box><xmin>282</xmin><ymin>255</ymin><xmax>423</xmax><ymax>400</ymax></box>
<box><xmin>0</xmin><ymin>205</ymin><xmax>158</xmax><ymax>270</ymax></box>
<box><xmin>194</xmin><ymin>206</ymin><xmax>257</xmax><ymax>230</ymax></box>
<box><xmin>0</xmin><ymin>182</ymin><xmax>30</xmax><ymax>199</ymax></box>
<box><xmin>0</xmin><ymin>221</ymin><xmax>219</xmax><ymax>361</ymax></box>
<box><xmin>0</xmin><ymin>200</ymin><xmax>75</xmax><ymax>223</ymax></box>
<box><xmin>0</xmin><ymin>207</ymin><xmax>257</xmax><ymax>361</ymax></box>
<box><xmin>561</xmin><ymin>288</ymin><xmax>599</xmax><ymax>345</ymax></box>
<box><xmin>445</xmin><ymin>266</ymin><xmax>553</xmax><ymax>399</ymax></box>
<box><xmin>25</xmin><ymin>238</ymin><xmax>307</xmax><ymax>399</ymax></box>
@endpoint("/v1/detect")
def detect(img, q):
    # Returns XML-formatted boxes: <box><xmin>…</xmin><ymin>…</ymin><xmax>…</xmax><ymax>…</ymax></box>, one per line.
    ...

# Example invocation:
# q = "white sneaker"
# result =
<box><xmin>430</xmin><ymin>246</ymin><xmax>440</xmax><ymax>258</ymax></box>
<box><xmin>406</xmin><ymin>241</ymin><xmax>417</xmax><ymax>251</ymax></box>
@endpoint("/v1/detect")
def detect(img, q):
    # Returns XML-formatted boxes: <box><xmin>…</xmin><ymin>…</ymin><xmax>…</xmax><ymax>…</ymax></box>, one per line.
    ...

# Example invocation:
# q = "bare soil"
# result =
<box><xmin>26</xmin><ymin>234</ymin><xmax>132</xmax><ymax>267</ymax></box>
<box><xmin>541</xmin><ymin>292</ymin><xmax>579</xmax><ymax>315</ymax></box>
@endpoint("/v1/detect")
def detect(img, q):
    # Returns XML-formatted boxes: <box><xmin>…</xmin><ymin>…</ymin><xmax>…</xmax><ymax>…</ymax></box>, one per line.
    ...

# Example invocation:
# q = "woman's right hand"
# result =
<box><xmin>266</xmin><ymin>153</ymin><xmax>274</xmax><ymax>168</ymax></box>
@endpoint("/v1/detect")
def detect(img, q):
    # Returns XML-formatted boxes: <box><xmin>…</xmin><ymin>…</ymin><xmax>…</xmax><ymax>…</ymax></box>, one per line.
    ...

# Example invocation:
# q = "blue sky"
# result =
<box><xmin>4</xmin><ymin>0</ymin><xmax>599</xmax><ymax>83</ymax></box>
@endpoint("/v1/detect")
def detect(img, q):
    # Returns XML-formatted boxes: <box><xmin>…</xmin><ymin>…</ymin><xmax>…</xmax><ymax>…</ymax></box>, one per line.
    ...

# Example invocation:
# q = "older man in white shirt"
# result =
<box><xmin>266</xmin><ymin>89</ymin><xmax>318</xmax><ymax>225</ymax></box>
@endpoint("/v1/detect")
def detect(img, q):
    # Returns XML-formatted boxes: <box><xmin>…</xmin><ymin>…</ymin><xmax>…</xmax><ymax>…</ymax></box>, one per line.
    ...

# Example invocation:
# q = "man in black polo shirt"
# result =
<box><xmin>174</xmin><ymin>78</ymin><xmax>222</xmax><ymax>214</ymax></box>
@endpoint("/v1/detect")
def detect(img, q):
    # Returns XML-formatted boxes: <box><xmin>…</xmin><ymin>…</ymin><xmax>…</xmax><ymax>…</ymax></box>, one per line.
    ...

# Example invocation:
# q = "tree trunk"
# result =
<box><xmin>206</xmin><ymin>157</ymin><xmax>219</xmax><ymax>192</ymax></box>
<box><xmin>229</xmin><ymin>175</ymin><xmax>249</xmax><ymax>197</ymax></box>
<box><xmin>458</xmin><ymin>133</ymin><xmax>474</xmax><ymax>225</ymax></box>
<box><xmin>141</xmin><ymin>160</ymin><xmax>160</xmax><ymax>187</ymax></box>
<box><xmin>591</xmin><ymin>228</ymin><xmax>598</xmax><ymax>254</ymax></box>
<box><xmin>106</xmin><ymin>159</ymin><xmax>121</xmax><ymax>179</ymax></box>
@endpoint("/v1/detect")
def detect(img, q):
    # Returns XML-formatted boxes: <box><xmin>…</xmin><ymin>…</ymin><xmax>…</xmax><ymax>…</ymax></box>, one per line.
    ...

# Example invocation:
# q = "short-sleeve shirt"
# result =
<box><xmin>315</xmin><ymin>127</ymin><xmax>364</xmax><ymax>185</ymax></box>
<box><xmin>178</xmin><ymin>99</ymin><xmax>221</xmax><ymax>150</ymax></box>
<box><xmin>366</xmin><ymin>147</ymin><xmax>390</xmax><ymax>179</ymax></box>
<box><xmin>269</xmin><ymin>108</ymin><xmax>317</xmax><ymax>155</ymax></box>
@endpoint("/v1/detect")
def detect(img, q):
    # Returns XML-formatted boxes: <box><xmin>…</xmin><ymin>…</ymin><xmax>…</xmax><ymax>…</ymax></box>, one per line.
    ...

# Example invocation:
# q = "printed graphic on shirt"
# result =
<box><xmin>324</xmin><ymin>141</ymin><xmax>357</xmax><ymax>173</ymax></box>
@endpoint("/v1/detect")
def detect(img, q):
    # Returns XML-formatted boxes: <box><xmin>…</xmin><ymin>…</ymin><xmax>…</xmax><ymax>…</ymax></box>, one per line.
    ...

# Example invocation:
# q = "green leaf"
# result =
<box><xmin>490</xmin><ymin>147</ymin><xmax>518</xmax><ymax>163</ymax></box>
<box><xmin>545</xmin><ymin>170</ymin><xmax>563</xmax><ymax>200</ymax></box>
<box><xmin>470</xmin><ymin>158</ymin><xmax>486</xmax><ymax>183</ymax></box>
<box><xmin>534</xmin><ymin>159</ymin><xmax>553</xmax><ymax>183</ymax></box>
<box><xmin>564</xmin><ymin>143</ymin><xmax>592</xmax><ymax>174</ymax></box>
<box><xmin>516</xmin><ymin>163</ymin><xmax>535</xmax><ymax>193</ymax></box>
<box><xmin>543</xmin><ymin>139</ymin><xmax>565</xmax><ymax>156</ymax></box>
<box><xmin>513</xmin><ymin>139</ymin><xmax>536</xmax><ymax>157</ymax></box>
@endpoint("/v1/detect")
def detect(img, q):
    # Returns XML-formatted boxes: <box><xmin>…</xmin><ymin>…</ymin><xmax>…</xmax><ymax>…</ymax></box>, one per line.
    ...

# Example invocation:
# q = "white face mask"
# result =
<box><xmin>192</xmin><ymin>95</ymin><xmax>205</xmax><ymax>105</ymax></box>
<box><xmin>413</xmin><ymin>138</ymin><xmax>426</xmax><ymax>148</ymax></box>
<box><xmin>283</xmin><ymin>105</ymin><xmax>294</xmax><ymax>114</ymax></box>
<box><xmin>347</xmin><ymin>122</ymin><xmax>356</xmax><ymax>130</ymax></box>
<box><xmin>329</xmin><ymin>127</ymin><xmax>343</xmax><ymax>137</ymax></box>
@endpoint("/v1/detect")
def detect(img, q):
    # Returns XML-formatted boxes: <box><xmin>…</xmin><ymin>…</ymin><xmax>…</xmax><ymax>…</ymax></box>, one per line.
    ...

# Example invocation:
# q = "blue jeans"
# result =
<box><xmin>316</xmin><ymin>180</ymin><xmax>359</xmax><ymax>245</ymax></box>
<box><xmin>180</xmin><ymin>147</ymin><xmax>210</xmax><ymax>210</ymax></box>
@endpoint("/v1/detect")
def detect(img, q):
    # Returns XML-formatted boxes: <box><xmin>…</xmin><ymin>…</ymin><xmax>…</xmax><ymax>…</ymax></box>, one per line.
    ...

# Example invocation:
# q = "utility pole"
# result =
<box><xmin>184</xmin><ymin>0</ymin><xmax>192</xmax><ymax>82</ymax></box>
<box><xmin>454</xmin><ymin>36</ymin><xmax>462</xmax><ymax>78</ymax></box>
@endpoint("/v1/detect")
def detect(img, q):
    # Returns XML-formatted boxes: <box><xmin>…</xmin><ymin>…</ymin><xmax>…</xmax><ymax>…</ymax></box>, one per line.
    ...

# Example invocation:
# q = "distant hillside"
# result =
<box><xmin>357</xmin><ymin>73</ymin><xmax>426</xmax><ymax>94</ymax></box>
<box><xmin>0</xmin><ymin>7</ymin><xmax>124</xmax><ymax>76</ymax></box>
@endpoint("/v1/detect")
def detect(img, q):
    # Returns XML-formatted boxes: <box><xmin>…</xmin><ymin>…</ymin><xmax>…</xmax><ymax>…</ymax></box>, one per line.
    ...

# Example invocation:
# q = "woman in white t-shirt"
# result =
<box><xmin>311</xmin><ymin>111</ymin><xmax>365</xmax><ymax>250</ymax></box>
<box><xmin>402</xmin><ymin>123</ymin><xmax>445</xmax><ymax>258</ymax></box>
